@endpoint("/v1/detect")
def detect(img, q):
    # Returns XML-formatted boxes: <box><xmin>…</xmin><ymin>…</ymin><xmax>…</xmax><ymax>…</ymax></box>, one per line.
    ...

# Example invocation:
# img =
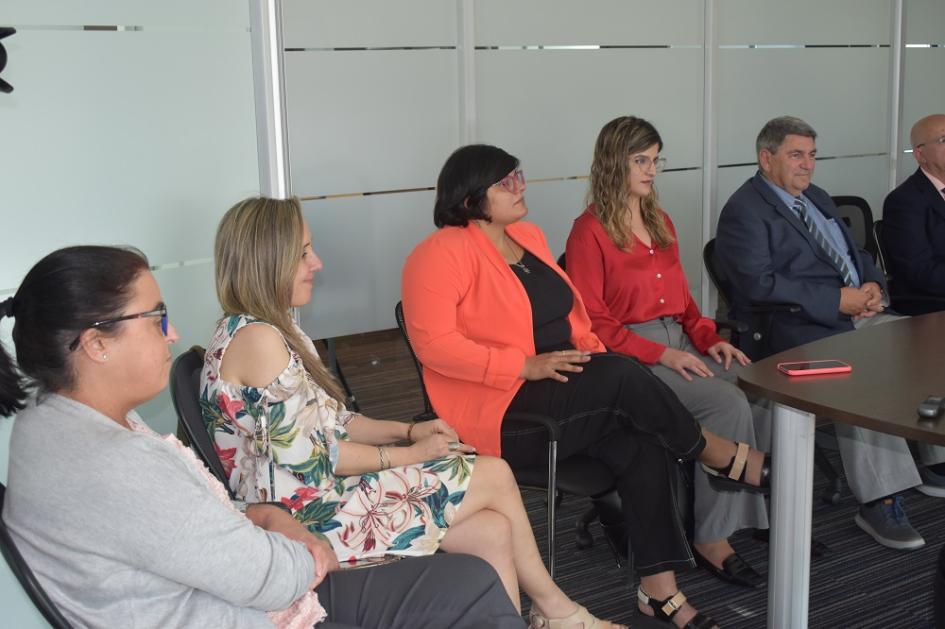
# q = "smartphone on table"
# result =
<box><xmin>777</xmin><ymin>360</ymin><xmax>852</xmax><ymax>376</ymax></box>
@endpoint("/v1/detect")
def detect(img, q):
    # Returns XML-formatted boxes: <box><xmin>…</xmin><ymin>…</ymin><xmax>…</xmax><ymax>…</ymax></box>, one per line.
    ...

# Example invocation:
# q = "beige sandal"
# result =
<box><xmin>528</xmin><ymin>604</ymin><xmax>626</xmax><ymax>629</ymax></box>
<box><xmin>703</xmin><ymin>441</ymin><xmax>771</xmax><ymax>495</ymax></box>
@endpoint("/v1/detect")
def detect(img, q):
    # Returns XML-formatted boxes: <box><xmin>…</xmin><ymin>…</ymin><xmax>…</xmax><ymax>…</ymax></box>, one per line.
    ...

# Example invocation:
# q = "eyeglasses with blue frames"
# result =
<box><xmin>492</xmin><ymin>169</ymin><xmax>526</xmax><ymax>193</ymax></box>
<box><xmin>68</xmin><ymin>305</ymin><xmax>169</xmax><ymax>351</ymax></box>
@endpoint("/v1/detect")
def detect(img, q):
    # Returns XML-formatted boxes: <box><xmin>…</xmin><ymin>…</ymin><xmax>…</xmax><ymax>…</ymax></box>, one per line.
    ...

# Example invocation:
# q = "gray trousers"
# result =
<box><xmin>628</xmin><ymin>318</ymin><xmax>769</xmax><ymax>544</ymax></box>
<box><xmin>316</xmin><ymin>554</ymin><xmax>525</xmax><ymax>628</ymax></box>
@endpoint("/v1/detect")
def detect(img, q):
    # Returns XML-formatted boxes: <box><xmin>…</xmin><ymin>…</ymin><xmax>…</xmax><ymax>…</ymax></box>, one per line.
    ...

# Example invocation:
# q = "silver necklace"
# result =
<box><xmin>511</xmin><ymin>258</ymin><xmax>531</xmax><ymax>274</ymax></box>
<box><xmin>502</xmin><ymin>237</ymin><xmax>530</xmax><ymax>274</ymax></box>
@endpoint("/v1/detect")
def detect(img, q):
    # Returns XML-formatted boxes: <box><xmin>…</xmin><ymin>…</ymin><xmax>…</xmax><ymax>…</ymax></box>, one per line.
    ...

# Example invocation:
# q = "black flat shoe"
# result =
<box><xmin>637</xmin><ymin>588</ymin><xmax>719</xmax><ymax>629</ymax></box>
<box><xmin>752</xmin><ymin>528</ymin><xmax>832</xmax><ymax>557</ymax></box>
<box><xmin>694</xmin><ymin>549</ymin><xmax>764</xmax><ymax>589</ymax></box>
<box><xmin>705</xmin><ymin>443</ymin><xmax>771</xmax><ymax>495</ymax></box>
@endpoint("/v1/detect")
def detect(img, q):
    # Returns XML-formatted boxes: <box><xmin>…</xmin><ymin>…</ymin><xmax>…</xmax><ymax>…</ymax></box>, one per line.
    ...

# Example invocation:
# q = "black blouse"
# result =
<box><xmin>509</xmin><ymin>250</ymin><xmax>574</xmax><ymax>353</ymax></box>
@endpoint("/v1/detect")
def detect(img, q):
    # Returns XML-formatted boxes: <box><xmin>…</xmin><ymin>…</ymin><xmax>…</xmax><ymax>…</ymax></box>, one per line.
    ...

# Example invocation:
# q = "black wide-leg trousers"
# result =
<box><xmin>501</xmin><ymin>352</ymin><xmax>705</xmax><ymax>576</ymax></box>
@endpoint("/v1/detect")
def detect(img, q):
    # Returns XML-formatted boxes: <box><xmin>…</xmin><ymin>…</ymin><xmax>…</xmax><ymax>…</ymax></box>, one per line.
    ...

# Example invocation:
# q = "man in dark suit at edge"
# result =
<box><xmin>882</xmin><ymin>114</ymin><xmax>945</xmax><ymax>313</ymax></box>
<box><xmin>716</xmin><ymin>115</ymin><xmax>945</xmax><ymax>550</ymax></box>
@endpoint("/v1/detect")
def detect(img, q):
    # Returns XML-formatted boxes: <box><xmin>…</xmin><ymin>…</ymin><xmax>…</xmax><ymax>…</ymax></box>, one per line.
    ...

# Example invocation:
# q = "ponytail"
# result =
<box><xmin>0</xmin><ymin>296</ymin><xmax>26</xmax><ymax>416</ymax></box>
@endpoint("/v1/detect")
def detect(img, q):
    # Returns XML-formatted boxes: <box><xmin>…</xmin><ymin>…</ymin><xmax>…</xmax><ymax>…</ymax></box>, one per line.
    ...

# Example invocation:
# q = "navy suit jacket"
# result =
<box><xmin>716</xmin><ymin>171</ymin><xmax>886</xmax><ymax>354</ymax></box>
<box><xmin>882</xmin><ymin>168</ymin><xmax>945</xmax><ymax>302</ymax></box>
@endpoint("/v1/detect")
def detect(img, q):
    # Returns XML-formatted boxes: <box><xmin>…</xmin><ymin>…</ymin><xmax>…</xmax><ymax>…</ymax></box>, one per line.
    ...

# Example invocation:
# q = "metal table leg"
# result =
<box><xmin>767</xmin><ymin>402</ymin><xmax>816</xmax><ymax>629</ymax></box>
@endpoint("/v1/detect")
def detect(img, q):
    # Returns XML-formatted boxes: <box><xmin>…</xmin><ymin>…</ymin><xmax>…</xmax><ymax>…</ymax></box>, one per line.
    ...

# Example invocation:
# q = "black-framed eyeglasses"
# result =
<box><xmin>68</xmin><ymin>306</ymin><xmax>169</xmax><ymax>351</ymax></box>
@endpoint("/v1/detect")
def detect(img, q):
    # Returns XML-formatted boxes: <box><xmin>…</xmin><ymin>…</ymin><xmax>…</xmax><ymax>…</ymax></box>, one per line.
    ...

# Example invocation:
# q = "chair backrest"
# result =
<box><xmin>393</xmin><ymin>302</ymin><xmax>437</xmax><ymax>420</ymax></box>
<box><xmin>702</xmin><ymin>238</ymin><xmax>736</xmax><ymax>312</ymax></box>
<box><xmin>702</xmin><ymin>238</ymin><xmax>784</xmax><ymax>360</ymax></box>
<box><xmin>831</xmin><ymin>195</ymin><xmax>878</xmax><ymax>261</ymax></box>
<box><xmin>872</xmin><ymin>218</ymin><xmax>889</xmax><ymax>277</ymax></box>
<box><xmin>0</xmin><ymin>483</ymin><xmax>74</xmax><ymax>629</ymax></box>
<box><xmin>169</xmin><ymin>346</ymin><xmax>233</xmax><ymax>497</ymax></box>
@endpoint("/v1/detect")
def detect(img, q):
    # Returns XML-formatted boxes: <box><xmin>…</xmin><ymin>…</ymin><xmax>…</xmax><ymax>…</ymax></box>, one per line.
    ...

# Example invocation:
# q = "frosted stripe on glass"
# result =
<box><xmin>476</xmin><ymin>49</ymin><xmax>704</xmax><ymax>180</ymax></box>
<box><xmin>899</xmin><ymin>48</ymin><xmax>945</xmax><ymax>182</ymax></box>
<box><xmin>717</xmin><ymin>48</ymin><xmax>890</xmax><ymax>165</ymax></box>
<box><xmin>718</xmin><ymin>0</ymin><xmax>892</xmax><ymax>45</ymax></box>
<box><xmin>904</xmin><ymin>0</ymin><xmax>945</xmax><ymax>45</ymax></box>
<box><xmin>0</xmin><ymin>30</ymin><xmax>259</xmax><ymax>287</ymax></box>
<box><xmin>298</xmin><ymin>191</ymin><xmax>437</xmax><ymax>340</ymax></box>
<box><xmin>5</xmin><ymin>0</ymin><xmax>248</xmax><ymax>28</ymax></box>
<box><xmin>284</xmin><ymin>50</ymin><xmax>459</xmax><ymax>197</ymax></box>
<box><xmin>282</xmin><ymin>0</ymin><xmax>456</xmax><ymax>49</ymax></box>
<box><xmin>474</xmin><ymin>0</ymin><xmax>702</xmax><ymax>46</ymax></box>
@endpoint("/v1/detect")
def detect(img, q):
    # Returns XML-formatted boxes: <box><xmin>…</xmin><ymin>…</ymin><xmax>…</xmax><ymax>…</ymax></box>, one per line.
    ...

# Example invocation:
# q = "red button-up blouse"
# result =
<box><xmin>565</xmin><ymin>207</ymin><xmax>722</xmax><ymax>364</ymax></box>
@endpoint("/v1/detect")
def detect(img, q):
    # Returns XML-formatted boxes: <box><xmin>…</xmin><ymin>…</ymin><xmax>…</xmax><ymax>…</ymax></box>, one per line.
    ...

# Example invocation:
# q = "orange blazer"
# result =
<box><xmin>401</xmin><ymin>221</ymin><xmax>605</xmax><ymax>456</ymax></box>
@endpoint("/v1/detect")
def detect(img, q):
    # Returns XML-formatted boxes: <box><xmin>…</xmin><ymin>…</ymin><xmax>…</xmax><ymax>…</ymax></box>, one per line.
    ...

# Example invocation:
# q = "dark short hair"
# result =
<box><xmin>756</xmin><ymin>116</ymin><xmax>818</xmax><ymax>156</ymax></box>
<box><xmin>433</xmin><ymin>144</ymin><xmax>519</xmax><ymax>227</ymax></box>
<box><xmin>0</xmin><ymin>246</ymin><xmax>149</xmax><ymax>416</ymax></box>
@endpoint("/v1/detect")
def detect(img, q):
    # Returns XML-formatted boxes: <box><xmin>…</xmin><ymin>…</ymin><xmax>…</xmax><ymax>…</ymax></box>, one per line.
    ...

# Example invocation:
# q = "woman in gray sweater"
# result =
<box><xmin>0</xmin><ymin>245</ymin><xmax>524</xmax><ymax>629</ymax></box>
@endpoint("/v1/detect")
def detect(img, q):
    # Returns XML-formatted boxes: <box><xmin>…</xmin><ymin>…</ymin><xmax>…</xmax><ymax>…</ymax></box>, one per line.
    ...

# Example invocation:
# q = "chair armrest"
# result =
<box><xmin>742</xmin><ymin>301</ymin><xmax>802</xmax><ymax>314</ymax></box>
<box><xmin>892</xmin><ymin>293</ymin><xmax>945</xmax><ymax>305</ymax></box>
<box><xmin>714</xmin><ymin>318</ymin><xmax>749</xmax><ymax>334</ymax></box>
<box><xmin>503</xmin><ymin>411</ymin><xmax>562</xmax><ymax>441</ymax></box>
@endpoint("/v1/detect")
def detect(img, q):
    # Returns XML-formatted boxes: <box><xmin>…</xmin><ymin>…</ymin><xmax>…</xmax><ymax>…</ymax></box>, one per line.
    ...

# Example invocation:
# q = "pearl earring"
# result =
<box><xmin>102</xmin><ymin>354</ymin><xmax>108</xmax><ymax>360</ymax></box>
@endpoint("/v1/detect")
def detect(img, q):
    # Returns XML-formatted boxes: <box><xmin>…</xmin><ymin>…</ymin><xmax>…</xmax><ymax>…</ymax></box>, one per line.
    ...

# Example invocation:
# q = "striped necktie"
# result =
<box><xmin>793</xmin><ymin>197</ymin><xmax>855</xmax><ymax>286</ymax></box>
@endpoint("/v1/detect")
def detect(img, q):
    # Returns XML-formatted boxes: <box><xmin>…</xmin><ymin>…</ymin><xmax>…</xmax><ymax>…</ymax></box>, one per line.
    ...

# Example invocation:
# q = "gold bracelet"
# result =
<box><xmin>378</xmin><ymin>446</ymin><xmax>391</xmax><ymax>471</ymax></box>
<box><xmin>406</xmin><ymin>421</ymin><xmax>416</xmax><ymax>442</ymax></box>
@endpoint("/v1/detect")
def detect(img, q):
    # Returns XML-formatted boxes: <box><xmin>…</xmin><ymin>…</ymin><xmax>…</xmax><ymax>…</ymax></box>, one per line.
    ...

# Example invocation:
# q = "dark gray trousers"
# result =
<box><xmin>315</xmin><ymin>553</ymin><xmax>526</xmax><ymax>628</ymax></box>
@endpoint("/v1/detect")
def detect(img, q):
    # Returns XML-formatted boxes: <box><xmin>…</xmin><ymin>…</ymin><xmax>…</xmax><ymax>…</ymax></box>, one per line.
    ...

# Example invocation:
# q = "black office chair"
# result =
<box><xmin>394</xmin><ymin>302</ymin><xmax>622</xmax><ymax>577</ymax></box>
<box><xmin>703</xmin><ymin>239</ymin><xmax>843</xmax><ymax>505</ymax></box>
<box><xmin>0</xmin><ymin>482</ymin><xmax>74</xmax><ymax>629</ymax></box>
<box><xmin>832</xmin><ymin>195</ymin><xmax>878</xmax><ymax>262</ymax></box>
<box><xmin>873</xmin><ymin>219</ymin><xmax>945</xmax><ymax>315</ymax></box>
<box><xmin>318</xmin><ymin>338</ymin><xmax>360</xmax><ymax>412</ymax></box>
<box><xmin>702</xmin><ymin>239</ymin><xmax>803</xmax><ymax>361</ymax></box>
<box><xmin>170</xmin><ymin>346</ymin><xmax>234</xmax><ymax>499</ymax></box>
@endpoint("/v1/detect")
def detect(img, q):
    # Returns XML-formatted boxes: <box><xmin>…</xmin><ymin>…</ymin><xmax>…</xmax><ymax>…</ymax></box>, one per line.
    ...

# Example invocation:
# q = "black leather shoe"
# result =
<box><xmin>752</xmin><ymin>528</ymin><xmax>832</xmax><ymax>557</ymax></box>
<box><xmin>694</xmin><ymin>550</ymin><xmax>764</xmax><ymax>589</ymax></box>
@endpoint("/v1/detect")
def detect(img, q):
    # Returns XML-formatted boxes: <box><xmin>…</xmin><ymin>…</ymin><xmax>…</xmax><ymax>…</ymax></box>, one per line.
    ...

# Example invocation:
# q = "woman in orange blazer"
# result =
<box><xmin>402</xmin><ymin>144</ymin><xmax>768</xmax><ymax>628</ymax></box>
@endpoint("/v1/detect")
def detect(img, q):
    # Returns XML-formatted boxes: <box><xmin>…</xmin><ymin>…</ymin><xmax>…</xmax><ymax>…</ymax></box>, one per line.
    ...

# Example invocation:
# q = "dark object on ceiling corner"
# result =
<box><xmin>0</xmin><ymin>27</ymin><xmax>15</xmax><ymax>93</ymax></box>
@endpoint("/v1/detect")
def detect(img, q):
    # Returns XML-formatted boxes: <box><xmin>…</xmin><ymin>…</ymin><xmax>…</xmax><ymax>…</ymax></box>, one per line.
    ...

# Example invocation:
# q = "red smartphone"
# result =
<box><xmin>777</xmin><ymin>360</ymin><xmax>852</xmax><ymax>376</ymax></box>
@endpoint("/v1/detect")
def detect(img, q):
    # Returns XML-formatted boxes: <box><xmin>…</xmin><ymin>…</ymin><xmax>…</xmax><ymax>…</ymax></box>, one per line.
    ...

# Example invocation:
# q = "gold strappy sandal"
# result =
<box><xmin>529</xmin><ymin>604</ymin><xmax>626</xmax><ymax>629</ymax></box>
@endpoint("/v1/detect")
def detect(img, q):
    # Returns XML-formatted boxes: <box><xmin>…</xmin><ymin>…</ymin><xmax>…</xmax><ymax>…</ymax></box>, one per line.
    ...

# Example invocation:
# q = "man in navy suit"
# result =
<box><xmin>716</xmin><ymin>116</ymin><xmax>945</xmax><ymax>550</ymax></box>
<box><xmin>882</xmin><ymin>114</ymin><xmax>945</xmax><ymax>314</ymax></box>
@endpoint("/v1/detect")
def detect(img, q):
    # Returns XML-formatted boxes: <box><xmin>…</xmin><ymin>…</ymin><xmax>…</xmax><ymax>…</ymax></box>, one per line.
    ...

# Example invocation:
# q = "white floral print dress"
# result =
<box><xmin>200</xmin><ymin>315</ymin><xmax>474</xmax><ymax>561</ymax></box>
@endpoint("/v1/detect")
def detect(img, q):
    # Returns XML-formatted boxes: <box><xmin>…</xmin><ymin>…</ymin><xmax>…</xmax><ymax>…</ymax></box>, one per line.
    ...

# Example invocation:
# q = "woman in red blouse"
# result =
<box><xmin>566</xmin><ymin>117</ymin><xmax>769</xmax><ymax>590</ymax></box>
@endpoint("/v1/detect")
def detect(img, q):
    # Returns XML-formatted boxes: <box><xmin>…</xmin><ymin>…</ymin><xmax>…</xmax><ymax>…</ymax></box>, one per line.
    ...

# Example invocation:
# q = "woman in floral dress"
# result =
<box><xmin>202</xmin><ymin>196</ymin><xmax>624</xmax><ymax>629</ymax></box>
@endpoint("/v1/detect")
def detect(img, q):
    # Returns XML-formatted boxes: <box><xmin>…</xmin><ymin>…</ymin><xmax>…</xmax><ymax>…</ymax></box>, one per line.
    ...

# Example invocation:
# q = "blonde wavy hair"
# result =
<box><xmin>214</xmin><ymin>196</ymin><xmax>345</xmax><ymax>404</ymax></box>
<box><xmin>587</xmin><ymin>116</ymin><xmax>674</xmax><ymax>251</ymax></box>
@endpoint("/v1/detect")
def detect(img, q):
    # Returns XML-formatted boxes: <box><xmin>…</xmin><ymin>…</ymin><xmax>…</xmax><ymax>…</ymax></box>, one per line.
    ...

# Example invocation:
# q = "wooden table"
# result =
<box><xmin>736</xmin><ymin>312</ymin><xmax>945</xmax><ymax>629</ymax></box>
